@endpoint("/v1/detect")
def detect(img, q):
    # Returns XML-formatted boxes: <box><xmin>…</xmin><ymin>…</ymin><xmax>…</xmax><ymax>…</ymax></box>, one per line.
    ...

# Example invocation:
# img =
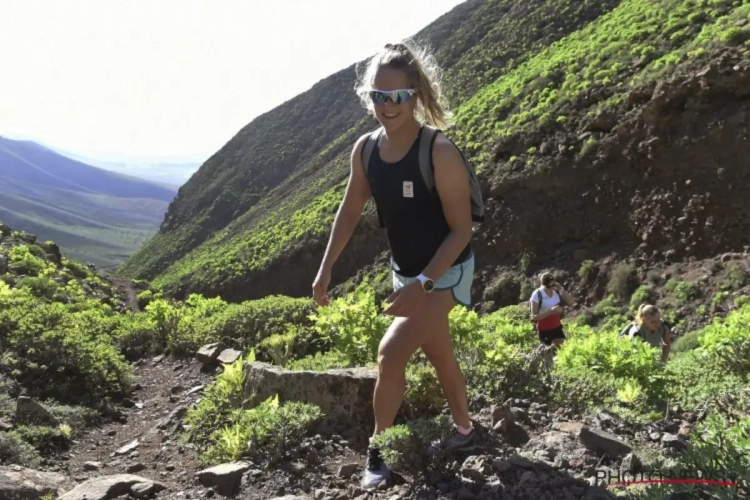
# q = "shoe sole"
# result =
<box><xmin>361</xmin><ymin>473</ymin><xmax>390</xmax><ymax>490</ymax></box>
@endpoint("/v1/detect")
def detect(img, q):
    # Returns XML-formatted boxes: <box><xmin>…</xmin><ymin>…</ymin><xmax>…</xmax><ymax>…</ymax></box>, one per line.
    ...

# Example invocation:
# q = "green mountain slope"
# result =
<box><xmin>118</xmin><ymin>0</ymin><xmax>626</xmax><ymax>293</ymax></box>
<box><xmin>122</xmin><ymin>0</ymin><xmax>750</xmax><ymax>308</ymax></box>
<box><xmin>122</xmin><ymin>0</ymin><xmax>750</xmax><ymax>302</ymax></box>
<box><xmin>0</xmin><ymin>138</ymin><xmax>177</xmax><ymax>270</ymax></box>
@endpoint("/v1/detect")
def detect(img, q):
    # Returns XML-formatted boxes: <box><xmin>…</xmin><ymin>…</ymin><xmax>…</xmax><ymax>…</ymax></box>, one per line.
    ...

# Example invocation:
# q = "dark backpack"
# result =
<box><xmin>620</xmin><ymin>320</ymin><xmax>673</xmax><ymax>341</ymax></box>
<box><xmin>360</xmin><ymin>125</ymin><xmax>485</xmax><ymax>228</ymax></box>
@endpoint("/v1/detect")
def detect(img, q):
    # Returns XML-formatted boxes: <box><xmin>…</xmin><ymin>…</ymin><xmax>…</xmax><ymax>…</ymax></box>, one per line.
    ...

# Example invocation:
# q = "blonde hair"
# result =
<box><xmin>635</xmin><ymin>304</ymin><xmax>660</xmax><ymax>327</ymax></box>
<box><xmin>354</xmin><ymin>40</ymin><xmax>452</xmax><ymax>129</ymax></box>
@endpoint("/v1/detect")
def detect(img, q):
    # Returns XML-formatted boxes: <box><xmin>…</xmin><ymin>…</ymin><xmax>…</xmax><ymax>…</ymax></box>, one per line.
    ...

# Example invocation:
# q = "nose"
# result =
<box><xmin>383</xmin><ymin>99</ymin><xmax>399</xmax><ymax>108</ymax></box>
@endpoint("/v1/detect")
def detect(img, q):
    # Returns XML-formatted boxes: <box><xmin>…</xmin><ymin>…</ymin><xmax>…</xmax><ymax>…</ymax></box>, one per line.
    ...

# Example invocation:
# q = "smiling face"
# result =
<box><xmin>369</xmin><ymin>66</ymin><xmax>419</xmax><ymax>132</ymax></box>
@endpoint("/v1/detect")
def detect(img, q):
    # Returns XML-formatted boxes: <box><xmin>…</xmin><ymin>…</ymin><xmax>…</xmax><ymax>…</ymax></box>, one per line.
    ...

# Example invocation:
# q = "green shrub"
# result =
<box><xmin>43</xmin><ymin>403</ymin><xmax>100</xmax><ymax>430</ymax></box>
<box><xmin>670</xmin><ymin>330</ymin><xmax>701</xmax><ymax>354</ymax></box>
<box><xmin>403</xmin><ymin>363</ymin><xmax>445</xmax><ymax>418</ymax></box>
<box><xmin>287</xmin><ymin>350</ymin><xmax>351</xmax><ymax>371</ymax></box>
<box><xmin>202</xmin><ymin>395</ymin><xmax>322</xmax><ymax>465</ymax></box>
<box><xmin>308</xmin><ymin>288</ymin><xmax>390</xmax><ymax>367</ymax></box>
<box><xmin>16</xmin><ymin>277</ymin><xmax>62</xmax><ymax>302</ymax></box>
<box><xmin>0</xmin><ymin>432</ymin><xmax>40</xmax><ymax>467</ymax></box>
<box><xmin>136</xmin><ymin>289</ymin><xmax>157</xmax><ymax>309</ymax></box>
<box><xmin>111</xmin><ymin>312</ymin><xmax>159</xmax><ymax>360</ymax></box>
<box><xmin>630</xmin><ymin>284</ymin><xmax>657</xmax><ymax>309</ymax></box>
<box><xmin>0</xmin><ymin>288</ymin><xmax>131</xmax><ymax>407</ymax></box>
<box><xmin>183</xmin><ymin>354</ymin><xmax>322</xmax><ymax>466</ymax></box>
<box><xmin>665</xmin><ymin>279</ymin><xmax>701</xmax><ymax>304</ymax></box>
<box><xmin>370</xmin><ymin>415</ymin><xmax>454</xmax><ymax>480</ymax></box>
<box><xmin>719</xmin><ymin>262</ymin><xmax>749</xmax><ymax>291</ymax></box>
<box><xmin>194</xmin><ymin>295</ymin><xmax>318</xmax><ymax>356</ymax></box>
<box><xmin>14</xmin><ymin>425</ymin><xmax>71</xmax><ymax>454</ymax></box>
<box><xmin>143</xmin><ymin>294</ymin><xmax>228</xmax><ymax>354</ymax></box>
<box><xmin>8</xmin><ymin>246</ymin><xmax>48</xmax><ymax>276</ymax></box>
<box><xmin>696</xmin><ymin>303</ymin><xmax>750</xmax><ymax>374</ymax></box>
<box><xmin>184</xmin><ymin>355</ymin><xmax>250</xmax><ymax>448</ymax></box>
<box><xmin>665</xmin><ymin>350</ymin><xmax>747</xmax><ymax>411</ymax></box>
<box><xmin>578</xmin><ymin>259</ymin><xmax>598</xmax><ymax>282</ymax></box>
<box><xmin>629</xmin><ymin>413</ymin><xmax>750</xmax><ymax>499</ymax></box>
<box><xmin>607</xmin><ymin>262</ymin><xmax>638</xmax><ymax>300</ymax></box>
<box><xmin>553</xmin><ymin>327</ymin><xmax>669</xmax><ymax>407</ymax></box>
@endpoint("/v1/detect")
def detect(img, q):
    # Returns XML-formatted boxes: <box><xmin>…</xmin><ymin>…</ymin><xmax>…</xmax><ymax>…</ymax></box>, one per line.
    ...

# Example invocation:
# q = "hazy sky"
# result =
<box><xmin>0</xmin><ymin>0</ymin><xmax>465</xmax><ymax>161</ymax></box>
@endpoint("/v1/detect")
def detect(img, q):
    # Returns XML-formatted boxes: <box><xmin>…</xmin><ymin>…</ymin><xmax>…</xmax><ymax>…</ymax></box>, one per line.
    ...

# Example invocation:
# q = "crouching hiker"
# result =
<box><xmin>529</xmin><ymin>272</ymin><xmax>576</xmax><ymax>347</ymax></box>
<box><xmin>619</xmin><ymin>304</ymin><xmax>675</xmax><ymax>364</ymax></box>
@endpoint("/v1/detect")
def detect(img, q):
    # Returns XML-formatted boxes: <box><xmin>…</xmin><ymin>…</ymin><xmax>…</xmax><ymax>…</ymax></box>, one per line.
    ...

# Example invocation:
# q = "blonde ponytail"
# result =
<box><xmin>635</xmin><ymin>304</ymin><xmax>659</xmax><ymax>327</ymax></box>
<box><xmin>354</xmin><ymin>39</ymin><xmax>452</xmax><ymax>129</ymax></box>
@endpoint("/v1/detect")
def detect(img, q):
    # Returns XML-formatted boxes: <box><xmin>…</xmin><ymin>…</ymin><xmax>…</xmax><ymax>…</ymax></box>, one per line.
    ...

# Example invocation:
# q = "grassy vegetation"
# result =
<box><xmin>150</xmin><ymin>179</ymin><xmax>348</xmax><ymax>294</ymax></box>
<box><xmin>3</xmin><ymin>217</ymin><xmax>748</xmax><ymax>498</ymax></box>
<box><xmin>453</xmin><ymin>0</ymin><xmax>750</xmax><ymax>167</ymax></box>
<box><xmin>174</xmin><ymin>278</ymin><xmax>749</xmax><ymax>496</ymax></box>
<box><xmin>117</xmin><ymin>0</ymin><xmax>630</xmax><ymax>290</ymax></box>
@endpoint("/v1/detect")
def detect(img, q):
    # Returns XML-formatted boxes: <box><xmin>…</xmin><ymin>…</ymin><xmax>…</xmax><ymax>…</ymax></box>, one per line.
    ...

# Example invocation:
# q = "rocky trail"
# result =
<box><xmin>110</xmin><ymin>277</ymin><xmax>141</xmax><ymax>313</ymax></box>
<box><xmin>4</xmin><ymin>345</ymin><xmax>725</xmax><ymax>500</ymax></box>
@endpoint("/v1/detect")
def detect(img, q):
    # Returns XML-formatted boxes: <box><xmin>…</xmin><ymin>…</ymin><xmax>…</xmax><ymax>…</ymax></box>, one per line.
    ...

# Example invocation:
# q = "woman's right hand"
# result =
<box><xmin>312</xmin><ymin>266</ymin><xmax>331</xmax><ymax>307</ymax></box>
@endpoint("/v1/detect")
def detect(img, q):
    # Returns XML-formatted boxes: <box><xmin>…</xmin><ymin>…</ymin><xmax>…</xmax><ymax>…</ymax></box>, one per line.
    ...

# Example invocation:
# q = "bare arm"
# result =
<box><xmin>558</xmin><ymin>288</ymin><xmax>576</xmax><ymax>307</ymax></box>
<box><xmin>661</xmin><ymin>324</ymin><xmax>674</xmax><ymax>363</ymax></box>
<box><xmin>420</xmin><ymin>134</ymin><xmax>473</xmax><ymax>281</ymax></box>
<box><xmin>318</xmin><ymin>134</ymin><xmax>372</xmax><ymax>273</ymax></box>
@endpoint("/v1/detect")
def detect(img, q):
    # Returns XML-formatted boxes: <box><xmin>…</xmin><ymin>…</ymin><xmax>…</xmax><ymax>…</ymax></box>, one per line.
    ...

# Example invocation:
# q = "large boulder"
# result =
<box><xmin>196</xmin><ymin>462</ymin><xmax>251</xmax><ymax>496</ymax></box>
<box><xmin>243</xmin><ymin>362</ymin><xmax>377</xmax><ymax>427</ymax></box>
<box><xmin>0</xmin><ymin>465</ymin><xmax>70</xmax><ymax>500</ymax></box>
<box><xmin>58</xmin><ymin>474</ymin><xmax>167</xmax><ymax>500</ymax></box>
<box><xmin>15</xmin><ymin>397</ymin><xmax>60</xmax><ymax>426</ymax></box>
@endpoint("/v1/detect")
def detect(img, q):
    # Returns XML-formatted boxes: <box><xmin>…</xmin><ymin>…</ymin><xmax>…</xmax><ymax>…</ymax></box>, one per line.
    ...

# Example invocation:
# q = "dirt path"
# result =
<box><xmin>58</xmin><ymin>353</ymin><xmax>632</xmax><ymax>500</ymax></box>
<box><xmin>110</xmin><ymin>276</ymin><xmax>141</xmax><ymax>312</ymax></box>
<box><xmin>64</xmin><ymin>356</ymin><xmax>215</xmax><ymax>498</ymax></box>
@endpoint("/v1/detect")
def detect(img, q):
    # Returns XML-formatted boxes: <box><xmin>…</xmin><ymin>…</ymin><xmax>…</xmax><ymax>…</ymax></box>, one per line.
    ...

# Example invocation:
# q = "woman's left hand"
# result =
<box><xmin>383</xmin><ymin>281</ymin><xmax>426</xmax><ymax>317</ymax></box>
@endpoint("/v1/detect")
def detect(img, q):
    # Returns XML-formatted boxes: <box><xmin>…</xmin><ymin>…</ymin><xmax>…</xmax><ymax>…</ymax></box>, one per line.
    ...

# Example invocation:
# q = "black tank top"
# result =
<box><xmin>365</xmin><ymin>127</ymin><xmax>472</xmax><ymax>277</ymax></box>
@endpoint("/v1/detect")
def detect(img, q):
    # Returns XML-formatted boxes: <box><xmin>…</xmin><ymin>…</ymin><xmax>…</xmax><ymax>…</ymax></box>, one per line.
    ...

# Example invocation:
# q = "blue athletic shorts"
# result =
<box><xmin>392</xmin><ymin>252</ymin><xmax>475</xmax><ymax>307</ymax></box>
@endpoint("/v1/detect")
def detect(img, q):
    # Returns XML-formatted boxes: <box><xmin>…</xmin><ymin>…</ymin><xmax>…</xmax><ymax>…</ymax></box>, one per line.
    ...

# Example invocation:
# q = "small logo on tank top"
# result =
<box><xmin>403</xmin><ymin>181</ymin><xmax>414</xmax><ymax>198</ymax></box>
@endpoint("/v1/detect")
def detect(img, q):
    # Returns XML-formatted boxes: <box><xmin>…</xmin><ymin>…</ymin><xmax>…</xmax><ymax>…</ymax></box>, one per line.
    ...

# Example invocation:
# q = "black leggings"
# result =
<box><xmin>538</xmin><ymin>325</ymin><xmax>566</xmax><ymax>345</ymax></box>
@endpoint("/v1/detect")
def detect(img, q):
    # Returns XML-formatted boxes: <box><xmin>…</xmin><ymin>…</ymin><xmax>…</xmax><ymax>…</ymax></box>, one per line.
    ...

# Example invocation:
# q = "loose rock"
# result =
<box><xmin>58</xmin><ymin>474</ymin><xmax>166</xmax><ymax>500</ymax></box>
<box><xmin>0</xmin><ymin>465</ymin><xmax>70</xmax><ymax>500</ymax></box>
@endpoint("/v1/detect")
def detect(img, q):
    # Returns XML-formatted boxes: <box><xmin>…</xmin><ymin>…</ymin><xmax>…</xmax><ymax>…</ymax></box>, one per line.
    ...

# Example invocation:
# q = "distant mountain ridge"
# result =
<box><xmin>0</xmin><ymin>136</ymin><xmax>177</xmax><ymax>270</ymax></box>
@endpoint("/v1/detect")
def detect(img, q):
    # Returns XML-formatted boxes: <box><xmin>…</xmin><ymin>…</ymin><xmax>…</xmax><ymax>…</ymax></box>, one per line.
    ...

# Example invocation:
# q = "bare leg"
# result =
<box><xmin>371</xmin><ymin>299</ymin><xmax>437</xmax><ymax>436</ymax></box>
<box><xmin>363</xmin><ymin>291</ymin><xmax>474</xmax><ymax>488</ymax></box>
<box><xmin>420</xmin><ymin>291</ymin><xmax>470</xmax><ymax>429</ymax></box>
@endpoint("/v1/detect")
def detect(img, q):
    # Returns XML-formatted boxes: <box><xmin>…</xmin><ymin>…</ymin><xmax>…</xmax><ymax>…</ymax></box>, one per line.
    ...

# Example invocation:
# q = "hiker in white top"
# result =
<box><xmin>619</xmin><ymin>304</ymin><xmax>675</xmax><ymax>364</ymax></box>
<box><xmin>529</xmin><ymin>272</ymin><xmax>576</xmax><ymax>347</ymax></box>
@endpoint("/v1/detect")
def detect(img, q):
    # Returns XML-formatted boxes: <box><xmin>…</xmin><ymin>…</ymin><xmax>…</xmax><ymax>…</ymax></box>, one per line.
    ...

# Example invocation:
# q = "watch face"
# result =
<box><xmin>423</xmin><ymin>279</ymin><xmax>435</xmax><ymax>292</ymax></box>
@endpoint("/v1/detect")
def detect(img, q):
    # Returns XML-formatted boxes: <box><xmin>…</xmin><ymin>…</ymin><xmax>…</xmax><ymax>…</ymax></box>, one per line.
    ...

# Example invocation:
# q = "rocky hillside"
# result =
<box><xmin>116</xmin><ymin>0</ymin><xmax>626</xmax><ymax>295</ymax></box>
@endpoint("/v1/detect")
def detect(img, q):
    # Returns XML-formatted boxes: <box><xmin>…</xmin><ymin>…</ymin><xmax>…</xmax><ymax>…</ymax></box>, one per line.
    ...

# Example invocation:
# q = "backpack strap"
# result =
<box><xmin>530</xmin><ymin>289</ymin><xmax>543</xmax><ymax>316</ymax></box>
<box><xmin>418</xmin><ymin>125</ymin><xmax>440</xmax><ymax>193</ymax></box>
<box><xmin>361</xmin><ymin>127</ymin><xmax>382</xmax><ymax>178</ymax></box>
<box><xmin>360</xmin><ymin>128</ymin><xmax>386</xmax><ymax>228</ymax></box>
<box><xmin>417</xmin><ymin>125</ymin><xmax>485</xmax><ymax>223</ymax></box>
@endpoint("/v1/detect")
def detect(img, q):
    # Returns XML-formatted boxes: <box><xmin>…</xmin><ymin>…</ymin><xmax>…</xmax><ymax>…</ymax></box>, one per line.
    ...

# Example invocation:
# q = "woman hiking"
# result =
<box><xmin>312</xmin><ymin>40</ymin><xmax>477</xmax><ymax>489</ymax></box>
<box><xmin>619</xmin><ymin>304</ymin><xmax>675</xmax><ymax>364</ymax></box>
<box><xmin>529</xmin><ymin>272</ymin><xmax>576</xmax><ymax>347</ymax></box>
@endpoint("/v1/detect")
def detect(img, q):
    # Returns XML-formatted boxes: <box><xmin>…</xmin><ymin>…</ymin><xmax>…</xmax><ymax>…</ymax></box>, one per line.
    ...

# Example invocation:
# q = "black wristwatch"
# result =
<box><xmin>417</xmin><ymin>274</ymin><xmax>435</xmax><ymax>293</ymax></box>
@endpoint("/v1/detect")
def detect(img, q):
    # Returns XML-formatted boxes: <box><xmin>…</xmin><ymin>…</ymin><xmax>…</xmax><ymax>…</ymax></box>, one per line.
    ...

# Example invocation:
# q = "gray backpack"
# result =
<box><xmin>360</xmin><ymin>124</ymin><xmax>485</xmax><ymax>228</ymax></box>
